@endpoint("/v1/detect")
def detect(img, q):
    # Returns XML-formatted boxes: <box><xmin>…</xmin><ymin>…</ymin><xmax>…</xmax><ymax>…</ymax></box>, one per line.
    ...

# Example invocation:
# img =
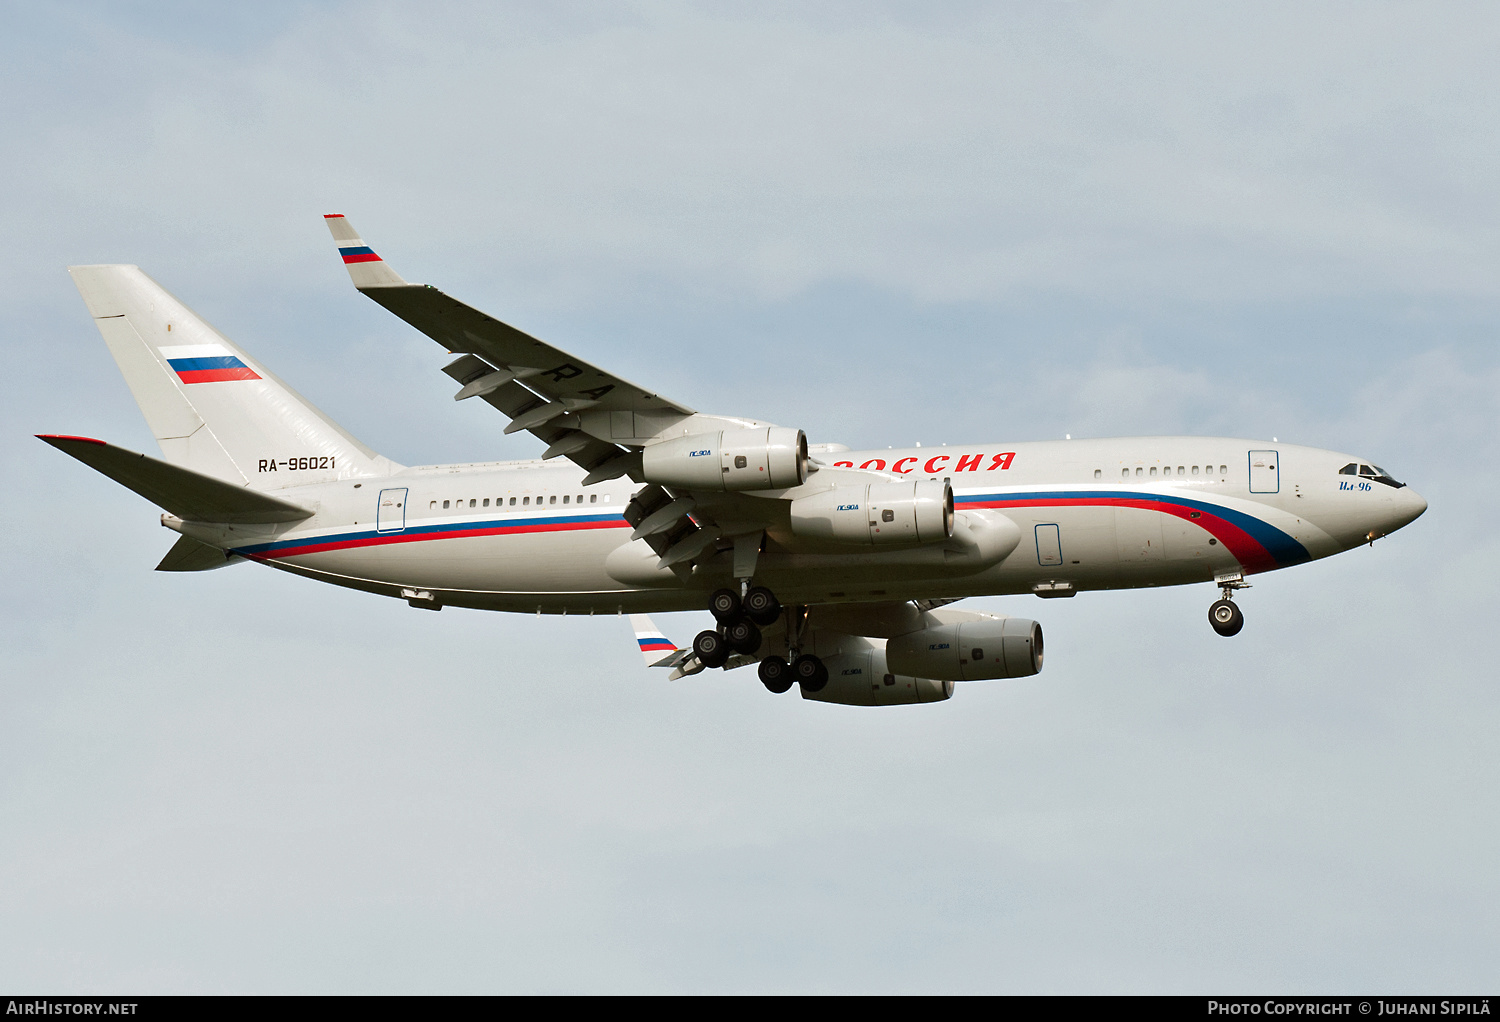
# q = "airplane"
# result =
<box><xmin>39</xmin><ymin>215</ymin><xmax>1428</xmax><ymax>707</ymax></box>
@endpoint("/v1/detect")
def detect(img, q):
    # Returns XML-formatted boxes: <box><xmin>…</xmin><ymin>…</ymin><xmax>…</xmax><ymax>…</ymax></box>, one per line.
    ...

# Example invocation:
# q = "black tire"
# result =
<box><xmin>758</xmin><ymin>656</ymin><xmax>793</xmax><ymax>694</ymax></box>
<box><xmin>742</xmin><ymin>586</ymin><xmax>782</xmax><ymax>626</ymax></box>
<box><xmin>709</xmin><ymin>588</ymin><xmax>742</xmax><ymax>625</ymax></box>
<box><xmin>1209</xmin><ymin>599</ymin><xmax>1244</xmax><ymax>637</ymax></box>
<box><xmin>725</xmin><ymin>619</ymin><xmax>762</xmax><ymax>655</ymax></box>
<box><xmin>793</xmin><ymin>654</ymin><xmax>828</xmax><ymax>693</ymax></box>
<box><xmin>694</xmin><ymin>629</ymin><xmax>730</xmax><ymax>668</ymax></box>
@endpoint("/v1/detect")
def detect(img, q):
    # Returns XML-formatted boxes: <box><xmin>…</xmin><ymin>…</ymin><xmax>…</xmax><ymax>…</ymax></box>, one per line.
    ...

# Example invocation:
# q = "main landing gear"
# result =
<box><xmin>1208</xmin><ymin>575</ymin><xmax>1249</xmax><ymax>637</ymax></box>
<box><xmin>693</xmin><ymin>585</ymin><xmax>780</xmax><ymax>669</ymax></box>
<box><xmin>693</xmin><ymin>585</ymin><xmax>830</xmax><ymax>694</ymax></box>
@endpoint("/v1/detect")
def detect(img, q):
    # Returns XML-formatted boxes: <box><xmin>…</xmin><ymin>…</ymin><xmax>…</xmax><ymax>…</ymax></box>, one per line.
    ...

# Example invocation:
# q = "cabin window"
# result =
<box><xmin>1192</xmin><ymin>466</ymin><xmax>1200</xmax><ymax>476</ymax></box>
<box><xmin>430</xmin><ymin>501</ymin><xmax>437</xmax><ymax>510</ymax></box>
<box><xmin>590</xmin><ymin>494</ymin><xmax>598</xmax><ymax>503</ymax></box>
<box><xmin>1135</xmin><ymin>467</ymin><xmax>1143</xmax><ymax>477</ymax></box>
<box><xmin>523</xmin><ymin>497</ymin><xmax>530</xmax><ymax>506</ymax></box>
<box><xmin>1094</xmin><ymin>469</ymin><xmax>1101</xmax><ymax>480</ymax></box>
<box><xmin>469</xmin><ymin>499</ymin><xmax>476</xmax><ymax>508</ymax></box>
<box><xmin>1177</xmin><ymin>466</ymin><xmax>1185</xmax><ymax>476</ymax></box>
<box><xmin>1219</xmin><ymin>465</ymin><xmax>1227</xmax><ymax>475</ymax></box>
<box><xmin>577</xmin><ymin>495</ymin><xmax>584</xmax><ymax>503</ymax></box>
<box><xmin>442</xmin><ymin>500</ymin><xmax>450</xmax><ymax>509</ymax></box>
<box><xmin>562</xmin><ymin>495</ymin><xmax>570</xmax><ymax>504</ymax></box>
<box><xmin>549</xmin><ymin>495</ymin><xmax>557</xmax><ymax>504</ymax></box>
<box><xmin>1150</xmin><ymin>467</ymin><xmax>1158</xmax><ymax>477</ymax></box>
<box><xmin>1121</xmin><ymin>468</ymin><xmax>1129</xmax><ymax>479</ymax></box>
<box><xmin>482</xmin><ymin>498</ymin><xmax>489</xmax><ymax>507</ymax></box>
<box><xmin>509</xmin><ymin>497</ymin><xmax>516</xmax><ymax>506</ymax></box>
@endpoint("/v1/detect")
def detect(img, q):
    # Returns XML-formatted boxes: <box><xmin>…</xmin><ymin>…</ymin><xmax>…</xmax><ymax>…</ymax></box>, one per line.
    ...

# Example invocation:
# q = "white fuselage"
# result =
<box><xmin>171</xmin><ymin>436</ymin><xmax>1427</xmax><ymax>614</ymax></box>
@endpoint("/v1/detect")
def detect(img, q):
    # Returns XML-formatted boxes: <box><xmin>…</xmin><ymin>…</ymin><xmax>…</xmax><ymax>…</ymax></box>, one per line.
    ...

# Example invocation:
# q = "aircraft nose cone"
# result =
<box><xmin>1384</xmin><ymin>487</ymin><xmax>1428</xmax><ymax>533</ymax></box>
<box><xmin>1398</xmin><ymin>487</ymin><xmax>1428</xmax><ymax>528</ymax></box>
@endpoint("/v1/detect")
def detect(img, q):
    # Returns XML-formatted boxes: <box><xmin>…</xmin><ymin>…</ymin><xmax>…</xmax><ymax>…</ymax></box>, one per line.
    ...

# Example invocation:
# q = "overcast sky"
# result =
<box><xmin>2</xmin><ymin>1</ymin><xmax>1497</xmax><ymax>993</ymax></box>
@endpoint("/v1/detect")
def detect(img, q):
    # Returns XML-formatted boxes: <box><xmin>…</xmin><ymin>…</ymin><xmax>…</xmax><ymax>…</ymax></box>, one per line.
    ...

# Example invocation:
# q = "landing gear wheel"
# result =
<box><xmin>725</xmin><ymin>619</ymin><xmax>762</xmax><ymax>655</ymax></box>
<box><xmin>742</xmin><ymin>586</ymin><xmax>782</xmax><ymax>626</ymax></box>
<box><xmin>709</xmin><ymin>588</ymin><xmax>742</xmax><ymax>625</ymax></box>
<box><xmin>693</xmin><ymin>629</ymin><xmax>730</xmax><ymax>668</ymax></box>
<box><xmin>793</xmin><ymin>654</ymin><xmax>829</xmax><ymax>692</ymax></box>
<box><xmin>758</xmin><ymin>656</ymin><xmax>793</xmax><ymax>694</ymax></box>
<box><xmin>1209</xmin><ymin>599</ymin><xmax>1244</xmax><ymax>637</ymax></box>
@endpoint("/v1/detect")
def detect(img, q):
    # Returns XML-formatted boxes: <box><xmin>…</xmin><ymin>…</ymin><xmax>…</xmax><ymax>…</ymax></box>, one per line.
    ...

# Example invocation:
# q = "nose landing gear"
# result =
<box><xmin>1209</xmin><ymin>574</ymin><xmax>1250</xmax><ymax>636</ymax></box>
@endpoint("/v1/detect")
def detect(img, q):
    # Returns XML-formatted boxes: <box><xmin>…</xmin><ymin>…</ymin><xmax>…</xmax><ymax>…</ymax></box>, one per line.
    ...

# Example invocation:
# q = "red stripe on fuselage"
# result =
<box><xmin>247</xmin><ymin>517</ymin><xmax>631</xmax><ymax>561</ymax></box>
<box><xmin>961</xmin><ymin>496</ymin><xmax>1280</xmax><ymax>574</ymax></box>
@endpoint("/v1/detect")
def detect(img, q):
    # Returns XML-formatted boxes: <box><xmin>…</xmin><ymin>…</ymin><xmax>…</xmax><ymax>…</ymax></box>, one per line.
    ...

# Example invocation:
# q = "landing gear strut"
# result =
<box><xmin>1209</xmin><ymin>575</ymin><xmax>1249</xmax><ymax>637</ymax></box>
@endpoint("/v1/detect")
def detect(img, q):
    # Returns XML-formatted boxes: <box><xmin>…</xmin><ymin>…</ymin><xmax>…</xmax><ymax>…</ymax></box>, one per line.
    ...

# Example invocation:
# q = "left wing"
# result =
<box><xmin>324</xmin><ymin>215</ymin><xmax>757</xmax><ymax>484</ymax></box>
<box><xmin>324</xmin><ymin>215</ymin><xmax>905</xmax><ymax>575</ymax></box>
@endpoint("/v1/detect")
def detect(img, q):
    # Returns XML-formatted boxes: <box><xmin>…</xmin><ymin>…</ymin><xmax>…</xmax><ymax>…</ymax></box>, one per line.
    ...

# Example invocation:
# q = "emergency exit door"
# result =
<box><xmin>1035</xmin><ymin>524</ymin><xmax>1063</xmax><ymax>566</ymax></box>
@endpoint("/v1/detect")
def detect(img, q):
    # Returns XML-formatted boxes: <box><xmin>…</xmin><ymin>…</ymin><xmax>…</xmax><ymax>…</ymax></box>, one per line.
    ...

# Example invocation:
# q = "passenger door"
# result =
<box><xmin>377</xmin><ymin>487</ymin><xmax>408</xmax><ymax>533</ymax></box>
<box><xmin>1248</xmin><ymin>450</ymin><xmax>1280</xmax><ymax>493</ymax></box>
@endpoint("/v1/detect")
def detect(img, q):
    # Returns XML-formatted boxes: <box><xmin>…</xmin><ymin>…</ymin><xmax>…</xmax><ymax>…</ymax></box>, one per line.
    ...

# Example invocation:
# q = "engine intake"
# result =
<box><xmin>641</xmin><ymin>427</ymin><xmax>807</xmax><ymax>491</ymax></box>
<box><xmin>885</xmin><ymin>616</ymin><xmax>1043</xmax><ymax>681</ymax></box>
<box><xmin>789</xmin><ymin>479</ymin><xmax>953</xmax><ymax>546</ymax></box>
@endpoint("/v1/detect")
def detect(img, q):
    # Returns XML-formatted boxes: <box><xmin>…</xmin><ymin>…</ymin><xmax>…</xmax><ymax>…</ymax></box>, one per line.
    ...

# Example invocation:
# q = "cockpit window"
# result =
<box><xmin>1347</xmin><ymin>462</ymin><xmax>1404</xmax><ymax>488</ymax></box>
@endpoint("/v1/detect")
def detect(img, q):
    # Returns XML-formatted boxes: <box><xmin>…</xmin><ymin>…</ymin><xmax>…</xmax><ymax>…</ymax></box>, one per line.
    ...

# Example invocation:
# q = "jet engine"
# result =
<box><xmin>884</xmin><ymin>615</ymin><xmax>1043</xmax><ymax>681</ymax></box>
<box><xmin>641</xmin><ymin>427</ymin><xmax>808</xmax><ymax>491</ymax></box>
<box><xmin>789</xmin><ymin>479</ymin><xmax>953</xmax><ymax>546</ymax></box>
<box><xmin>798</xmin><ymin>647</ymin><xmax>955</xmax><ymax>707</ymax></box>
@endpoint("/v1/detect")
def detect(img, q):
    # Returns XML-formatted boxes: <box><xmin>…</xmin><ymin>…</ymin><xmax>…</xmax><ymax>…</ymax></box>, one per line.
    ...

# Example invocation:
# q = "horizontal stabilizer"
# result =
<box><xmin>156</xmin><ymin>535</ymin><xmax>244</xmax><ymax>572</ymax></box>
<box><xmin>38</xmin><ymin>435</ymin><xmax>313</xmax><ymax>523</ymax></box>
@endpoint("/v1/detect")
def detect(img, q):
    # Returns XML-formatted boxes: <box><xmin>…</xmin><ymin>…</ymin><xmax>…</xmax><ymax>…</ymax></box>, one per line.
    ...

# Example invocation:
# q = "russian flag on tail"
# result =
<box><xmin>159</xmin><ymin>344</ymin><xmax>261</xmax><ymax>384</ymax></box>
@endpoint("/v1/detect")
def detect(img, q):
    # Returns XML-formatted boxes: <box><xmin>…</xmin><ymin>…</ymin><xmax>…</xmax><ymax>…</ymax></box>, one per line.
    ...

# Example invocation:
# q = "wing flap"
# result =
<box><xmin>440</xmin><ymin>354</ymin><xmax>631</xmax><ymax>478</ymax></box>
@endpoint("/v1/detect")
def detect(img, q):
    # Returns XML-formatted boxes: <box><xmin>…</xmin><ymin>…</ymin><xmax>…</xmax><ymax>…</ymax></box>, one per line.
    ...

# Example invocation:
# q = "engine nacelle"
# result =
<box><xmin>789</xmin><ymin>479</ymin><xmax>953</xmax><ymax>546</ymax></box>
<box><xmin>885</xmin><ymin>616</ymin><xmax>1043</xmax><ymax>681</ymax></box>
<box><xmin>641</xmin><ymin>427</ymin><xmax>807</xmax><ymax>491</ymax></box>
<box><xmin>799</xmin><ymin>648</ymin><xmax>955</xmax><ymax>707</ymax></box>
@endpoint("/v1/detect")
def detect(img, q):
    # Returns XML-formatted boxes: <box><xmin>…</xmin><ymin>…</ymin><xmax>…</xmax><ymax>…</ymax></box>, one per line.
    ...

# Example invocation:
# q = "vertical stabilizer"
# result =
<box><xmin>68</xmin><ymin>265</ymin><xmax>398</xmax><ymax>487</ymax></box>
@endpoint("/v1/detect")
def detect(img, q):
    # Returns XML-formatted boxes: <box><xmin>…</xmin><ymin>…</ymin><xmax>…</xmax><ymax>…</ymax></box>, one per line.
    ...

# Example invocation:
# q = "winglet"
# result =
<box><xmin>629</xmin><ymin>614</ymin><xmax>689</xmax><ymax>669</ymax></box>
<box><xmin>323</xmin><ymin>214</ymin><xmax>408</xmax><ymax>289</ymax></box>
